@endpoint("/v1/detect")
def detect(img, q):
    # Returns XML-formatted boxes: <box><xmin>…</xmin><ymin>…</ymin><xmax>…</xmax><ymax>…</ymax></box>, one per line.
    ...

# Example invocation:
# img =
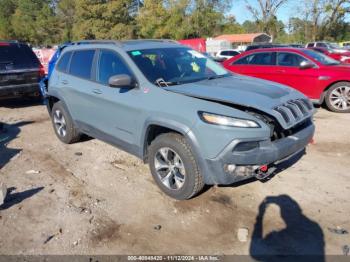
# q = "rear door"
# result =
<box><xmin>0</xmin><ymin>43</ymin><xmax>41</xmax><ymax>88</ymax></box>
<box><xmin>60</xmin><ymin>49</ymin><xmax>97</xmax><ymax>127</ymax></box>
<box><xmin>226</xmin><ymin>51</ymin><xmax>278</xmax><ymax>82</ymax></box>
<box><xmin>273</xmin><ymin>52</ymin><xmax>320</xmax><ymax>97</ymax></box>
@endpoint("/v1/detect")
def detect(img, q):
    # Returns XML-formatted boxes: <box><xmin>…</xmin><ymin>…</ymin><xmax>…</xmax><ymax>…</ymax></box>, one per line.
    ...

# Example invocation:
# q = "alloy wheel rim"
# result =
<box><xmin>53</xmin><ymin>110</ymin><xmax>67</xmax><ymax>137</ymax></box>
<box><xmin>330</xmin><ymin>86</ymin><xmax>350</xmax><ymax>110</ymax></box>
<box><xmin>154</xmin><ymin>147</ymin><xmax>186</xmax><ymax>190</ymax></box>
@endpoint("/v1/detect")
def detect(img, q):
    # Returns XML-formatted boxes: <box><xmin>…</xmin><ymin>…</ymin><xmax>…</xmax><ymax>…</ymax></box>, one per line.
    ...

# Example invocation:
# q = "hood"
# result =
<box><xmin>164</xmin><ymin>75</ymin><xmax>313</xmax><ymax>129</ymax></box>
<box><xmin>333</xmin><ymin>48</ymin><xmax>348</xmax><ymax>54</ymax></box>
<box><xmin>165</xmin><ymin>75</ymin><xmax>301</xmax><ymax>109</ymax></box>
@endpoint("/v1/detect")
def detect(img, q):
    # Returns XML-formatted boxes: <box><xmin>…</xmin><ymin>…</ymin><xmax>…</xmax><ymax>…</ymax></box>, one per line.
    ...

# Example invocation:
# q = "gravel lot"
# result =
<box><xmin>0</xmin><ymin>99</ymin><xmax>349</xmax><ymax>257</ymax></box>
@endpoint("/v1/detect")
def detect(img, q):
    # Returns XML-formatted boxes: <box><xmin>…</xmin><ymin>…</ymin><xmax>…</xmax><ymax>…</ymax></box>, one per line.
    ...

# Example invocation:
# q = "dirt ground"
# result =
<box><xmin>0</xmin><ymin>99</ymin><xmax>349</xmax><ymax>258</ymax></box>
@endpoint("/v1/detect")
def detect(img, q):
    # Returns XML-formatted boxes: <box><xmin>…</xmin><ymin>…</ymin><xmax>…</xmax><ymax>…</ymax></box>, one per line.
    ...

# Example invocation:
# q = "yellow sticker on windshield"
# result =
<box><xmin>191</xmin><ymin>62</ymin><xmax>200</xmax><ymax>72</ymax></box>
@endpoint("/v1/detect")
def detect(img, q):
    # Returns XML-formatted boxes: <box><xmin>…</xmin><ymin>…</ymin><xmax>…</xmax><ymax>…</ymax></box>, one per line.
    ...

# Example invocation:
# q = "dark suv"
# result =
<box><xmin>0</xmin><ymin>41</ymin><xmax>44</xmax><ymax>100</ymax></box>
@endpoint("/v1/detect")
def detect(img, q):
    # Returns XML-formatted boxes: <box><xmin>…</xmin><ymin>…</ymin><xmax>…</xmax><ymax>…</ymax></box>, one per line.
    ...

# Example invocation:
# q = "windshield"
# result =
<box><xmin>301</xmin><ymin>49</ymin><xmax>340</xmax><ymax>65</ymax></box>
<box><xmin>127</xmin><ymin>47</ymin><xmax>230</xmax><ymax>86</ymax></box>
<box><xmin>329</xmin><ymin>43</ymin><xmax>342</xmax><ymax>49</ymax></box>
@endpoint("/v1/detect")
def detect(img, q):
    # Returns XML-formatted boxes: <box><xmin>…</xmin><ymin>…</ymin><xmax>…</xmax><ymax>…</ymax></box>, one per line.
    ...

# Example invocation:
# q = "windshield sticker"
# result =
<box><xmin>191</xmin><ymin>62</ymin><xmax>200</xmax><ymax>72</ymax></box>
<box><xmin>131</xmin><ymin>50</ymin><xmax>142</xmax><ymax>56</ymax></box>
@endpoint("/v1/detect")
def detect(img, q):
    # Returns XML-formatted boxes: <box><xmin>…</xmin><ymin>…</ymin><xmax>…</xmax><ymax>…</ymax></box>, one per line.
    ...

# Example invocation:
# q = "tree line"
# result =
<box><xmin>0</xmin><ymin>0</ymin><xmax>349</xmax><ymax>46</ymax></box>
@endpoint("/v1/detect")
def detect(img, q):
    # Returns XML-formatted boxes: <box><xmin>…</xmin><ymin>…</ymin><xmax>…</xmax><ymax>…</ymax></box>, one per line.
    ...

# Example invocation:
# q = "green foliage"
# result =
<box><xmin>241</xmin><ymin>20</ymin><xmax>258</xmax><ymax>33</ymax></box>
<box><xmin>0</xmin><ymin>0</ymin><xmax>349</xmax><ymax>46</ymax></box>
<box><xmin>189</xmin><ymin>0</ymin><xmax>226</xmax><ymax>38</ymax></box>
<box><xmin>221</xmin><ymin>16</ymin><xmax>244</xmax><ymax>34</ymax></box>
<box><xmin>57</xmin><ymin>0</ymin><xmax>76</xmax><ymax>42</ymax></box>
<box><xmin>73</xmin><ymin>0</ymin><xmax>135</xmax><ymax>40</ymax></box>
<box><xmin>11</xmin><ymin>0</ymin><xmax>60</xmax><ymax>45</ymax></box>
<box><xmin>137</xmin><ymin>0</ymin><xmax>227</xmax><ymax>39</ymax></box>
<box><xmin>136</xmin><ymin>0</ymin><xmax>170</xmax><ymax>38</ymax></box>
<box><xmin>0</xmin><ymin>0</ymin><xmax>16</xmax><ymax>39</ymax></box>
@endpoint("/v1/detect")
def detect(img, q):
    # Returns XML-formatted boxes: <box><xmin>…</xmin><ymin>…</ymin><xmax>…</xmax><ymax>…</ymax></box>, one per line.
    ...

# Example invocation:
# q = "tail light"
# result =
<box><xmin>39</xmin><ymin>63</ymin><xmax>45</xmax><ymax>78</ymax></box>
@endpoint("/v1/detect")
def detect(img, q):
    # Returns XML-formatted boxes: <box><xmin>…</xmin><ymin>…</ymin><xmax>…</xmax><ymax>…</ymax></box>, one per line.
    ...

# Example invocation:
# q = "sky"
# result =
<box><xmin>229</xmin><ymin>0</ymin><xmax>302</xmax><ymax>24</ymax></box>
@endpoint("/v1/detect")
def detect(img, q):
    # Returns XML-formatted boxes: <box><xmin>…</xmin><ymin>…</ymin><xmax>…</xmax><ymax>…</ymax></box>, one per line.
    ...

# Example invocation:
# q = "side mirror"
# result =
<box><xmin>108</xmin><ymin>74</ymin><xmax>135</xmax><ymax>88</ymax></box>
<box><xmin>299</xmin><ymin>61</ymin><xmax>315</xmax><ymax>69</ymax></box>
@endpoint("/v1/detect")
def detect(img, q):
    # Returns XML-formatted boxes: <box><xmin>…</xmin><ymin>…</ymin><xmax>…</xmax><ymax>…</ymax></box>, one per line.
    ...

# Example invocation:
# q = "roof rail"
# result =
<box><xmin>66</xmin><ymin>39</ymin><xmax>179</xmax><ymax>48</ymax></box>
<box><xmin>70</xmin><ymin>40</ymin><xmax>123</xmax><ymax>47</ymax></box>
<box><xmin>122</xmin><ymin>39</ymin><xmax>179</xmax><ymax>44</ymax></box>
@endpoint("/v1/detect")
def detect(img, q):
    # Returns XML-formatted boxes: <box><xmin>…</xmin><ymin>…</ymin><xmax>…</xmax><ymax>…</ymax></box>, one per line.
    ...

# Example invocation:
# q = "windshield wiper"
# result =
<box><xmin>155</xmin><ymin>78</ymin><xmax>179</xmax><ymax>87</ymax></box>
<box><xmin>206</xmin><ymin>75</ymin><xmax>228</xmax><ymax>80</ymax></box>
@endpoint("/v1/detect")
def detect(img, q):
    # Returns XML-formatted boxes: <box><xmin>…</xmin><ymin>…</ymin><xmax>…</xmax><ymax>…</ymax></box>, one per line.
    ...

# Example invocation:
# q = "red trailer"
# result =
<box><xmin>178</xmin><ymin>38</ymin><xmax>206</xmax><ymax>52</ymax></box>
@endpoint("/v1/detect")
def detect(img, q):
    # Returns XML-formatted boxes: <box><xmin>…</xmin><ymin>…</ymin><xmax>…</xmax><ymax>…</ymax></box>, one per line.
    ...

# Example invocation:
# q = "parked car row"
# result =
<box><xmin>223</xmin><ymin>47</ymin><xmax>350</xmax><ymax>112</ymax></box>
<box><xmin>308</xmin><ymin>47</ymin><xmax>350</xmax><ymax>64</ymax></box>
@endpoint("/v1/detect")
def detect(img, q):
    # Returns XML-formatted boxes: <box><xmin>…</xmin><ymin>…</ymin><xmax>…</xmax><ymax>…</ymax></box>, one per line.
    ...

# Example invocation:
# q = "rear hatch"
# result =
<box><xmin>0</xmin><ymin>42</ymin><xmax>43</xmax><ymax>88</ymax></box>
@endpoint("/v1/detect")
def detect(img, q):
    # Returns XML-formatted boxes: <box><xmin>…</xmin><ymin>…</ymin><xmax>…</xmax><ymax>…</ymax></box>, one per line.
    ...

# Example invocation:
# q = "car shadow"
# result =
<box><xmin>0</xmin><ymin>187</ymin><xmax>44</xmax><ymax>210</ymax></box>
<box><xmin>250</xmin><ymin>195</ymin><xmax>325</xmax><ymax>262</ymax></box>
<box><xmin>0</xmin><ymin>121</ymin><xmax>33</xmax><ymax>169</ymax></box>
<box><xmin>0</xmin><ymin>97</ymin><xmax>43</xmax><ymax>109</ymax></box>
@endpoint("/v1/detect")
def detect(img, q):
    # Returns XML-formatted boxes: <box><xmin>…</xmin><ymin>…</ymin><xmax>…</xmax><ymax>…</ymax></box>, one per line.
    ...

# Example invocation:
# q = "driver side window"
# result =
<box><xmin>97</xmin><ymin>50</ymin><xmax>132</xmax><ymax>85</ymax></box>
<box><xmin>277</xmin><ymin>52</ymin><xmax>308</xmax><ymax>67</ymax></box>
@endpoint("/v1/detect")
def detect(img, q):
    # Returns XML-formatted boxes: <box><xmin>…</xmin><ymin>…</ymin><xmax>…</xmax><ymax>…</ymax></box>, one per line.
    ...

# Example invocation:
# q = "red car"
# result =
<box><xmin>223</xmin><ymin>48</ymin><xmax>350</xmax><ymax>112</ymax></box>
<box><xmin>309</xmin><ymin>47</ymin><xmax>350</xmax><ymax>64</ymax></box>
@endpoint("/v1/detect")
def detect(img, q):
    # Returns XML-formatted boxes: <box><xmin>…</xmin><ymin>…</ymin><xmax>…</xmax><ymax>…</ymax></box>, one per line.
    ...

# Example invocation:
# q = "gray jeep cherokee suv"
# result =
<box><xmin>46</xmin><ymin>40</ymin><xmax>315</xmax><ymax>200</ymax></box>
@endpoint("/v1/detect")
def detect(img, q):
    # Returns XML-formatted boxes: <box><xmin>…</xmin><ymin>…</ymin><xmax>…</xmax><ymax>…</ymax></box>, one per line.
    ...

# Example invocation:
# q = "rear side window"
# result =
<box><xmin>97</xmin><ymin>50</ymin><xmax>132</xmax><ymax>85</ymax></box>
<box><xmin>316</xmin><ymin>43</ymin><xmax>327</xmax><ymax>48</ymax></box>
<box><xmin>234</xmin><ymin>52</ymin><xmax>275</xmax><ymax>66</ymax></box>
<box><xmin>0</xmin><ymin>43</ymin><xmax>39</xmax><ymax>69</ymax></box>
<box><xmin>56</xmin><ymin>52</ymin><xmax>71</xmax><ymax>72</ymax></box>
<box><xmin>221</xmin><ymin>51</ymin><xmax>239</xmax><ymax>56</ymax></box>
<box><xmin>307</xmin><ymin>43</ymin><xmax>314</xmax><ymax>48</ymax></box>
<box><xmin>69</xmin><ymin>50</ymin><xmax>95</xmax><ymax>79</ymax></box>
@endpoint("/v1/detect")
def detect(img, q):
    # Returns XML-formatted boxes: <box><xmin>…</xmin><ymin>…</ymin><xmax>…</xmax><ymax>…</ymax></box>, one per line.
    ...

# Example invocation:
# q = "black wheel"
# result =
<box><xmin>51</xmin><ymin>101</ymin><xmax>81</xmax><ymax>143</ymax></box>
<box><xmin>148</xmin><ymin>133</ymin><xmax>204</xmax><ymax>200</ymax></box>
<box><xmin>325</xmin><ymin>82</ymin><xmax>350</xmax><ymax>113</ymax></box>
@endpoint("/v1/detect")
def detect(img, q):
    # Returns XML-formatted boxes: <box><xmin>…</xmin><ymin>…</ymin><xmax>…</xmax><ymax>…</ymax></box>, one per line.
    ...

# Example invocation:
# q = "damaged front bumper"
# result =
<box><xmin>203</xmin><ymin>122</ymin><xmax>315</xmax><ymax>185</ymax></box>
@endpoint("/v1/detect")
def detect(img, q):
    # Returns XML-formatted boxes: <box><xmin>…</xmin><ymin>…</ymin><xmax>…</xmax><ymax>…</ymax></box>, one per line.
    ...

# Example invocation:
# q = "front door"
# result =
<box><xmin>87</xmin><ymin>49</ymin><xmax>142</xmax><ymax>154</ymax></box>
<box><xmin>273</xmin><ymin>52</ymin><xmax>319</xmax><ymax>97</ymax></box>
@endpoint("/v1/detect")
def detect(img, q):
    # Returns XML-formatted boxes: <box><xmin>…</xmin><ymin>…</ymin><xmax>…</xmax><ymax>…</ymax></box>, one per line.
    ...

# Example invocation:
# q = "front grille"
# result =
<box><xmin>246</xmin><ymin>105</ymin><xmax>312</xmax><ymax>142</ymax></box>
<box><xmin>271</xmin><ymin>118</ymin><xmax>312</xmax><ymax>141</ymax></box>
<box><xmin>273</xmin><ymin>99</ymin><xmax>313</xmax><ymax>125</ymax></box>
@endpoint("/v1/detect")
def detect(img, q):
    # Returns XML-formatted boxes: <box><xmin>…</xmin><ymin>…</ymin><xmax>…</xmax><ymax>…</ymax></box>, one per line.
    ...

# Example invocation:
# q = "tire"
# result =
<box><xmin>51</xmin><ymin>101</ymin><xmax>81</xmax><ymax>144</ymax></box>
<box><xmin>148</xmin><ymin>133</ymin><xmax>204</xmax><ymax>200</ymax></box>
<box><xmin>325</xmin><ymin>82</ymin><xmax>350</xmax><ymax>113</ymax></box>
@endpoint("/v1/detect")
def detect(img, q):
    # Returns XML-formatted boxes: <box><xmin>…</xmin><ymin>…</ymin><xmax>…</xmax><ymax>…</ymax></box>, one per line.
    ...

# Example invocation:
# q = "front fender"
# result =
<box><xmin>140</xmin><ymin>118</ymin><xmax>215</xmax><ymax>184</ymax></box>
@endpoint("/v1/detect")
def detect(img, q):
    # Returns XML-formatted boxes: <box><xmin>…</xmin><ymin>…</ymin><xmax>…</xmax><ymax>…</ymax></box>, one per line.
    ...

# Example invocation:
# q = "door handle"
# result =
<box><xmin>276</xmin><ymin>70</ymin><xmax>286</xmax><ymax>73</ymax></box>
<box><xmin>92</xmin><ymin>89</ymin><xmax>102</xmax><ymax>95</ymax></box>
<box><xmin>61</xmin><ymin>80</ymin><xmax>68</xmax><ymax>85</ymax></box>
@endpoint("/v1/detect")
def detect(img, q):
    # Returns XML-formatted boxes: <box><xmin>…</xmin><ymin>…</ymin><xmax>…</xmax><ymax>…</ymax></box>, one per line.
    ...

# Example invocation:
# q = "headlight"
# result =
<box><xmin>199</xmin><ymin>112</ymin><xmax>260</xmax><ymax>128</ymax></box>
